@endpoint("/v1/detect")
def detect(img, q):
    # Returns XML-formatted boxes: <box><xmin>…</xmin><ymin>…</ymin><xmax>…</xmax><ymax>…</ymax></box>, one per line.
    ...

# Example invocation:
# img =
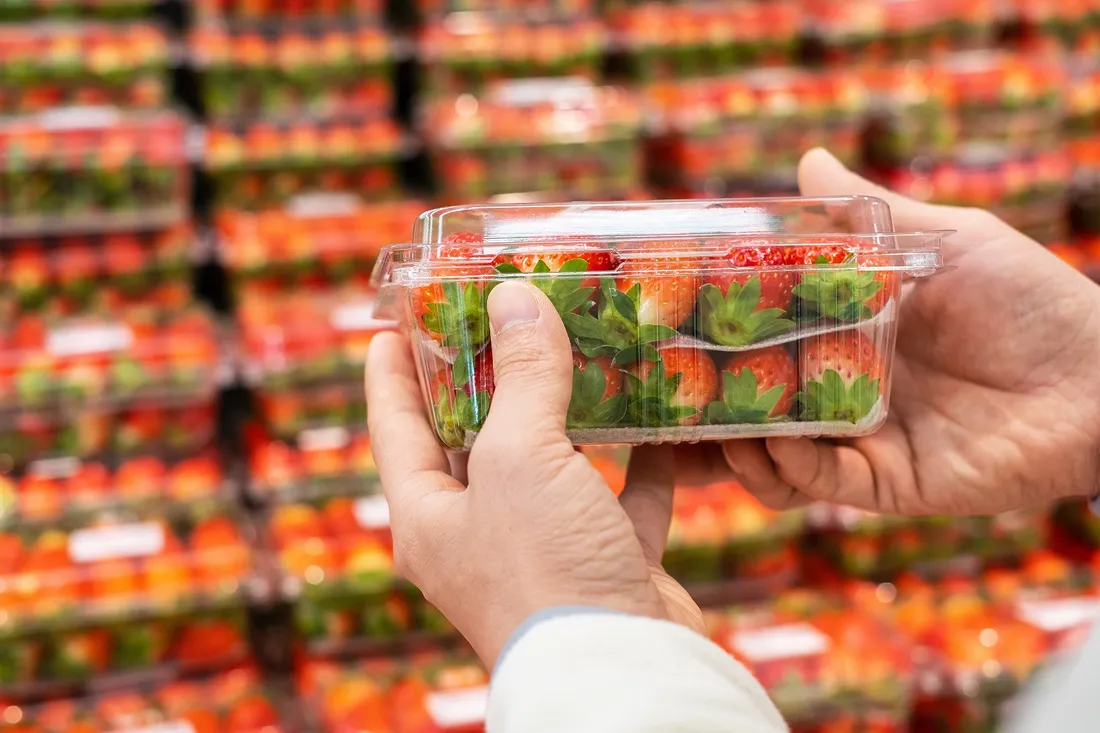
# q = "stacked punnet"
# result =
<box><xmin>372</xmin><ymin>197</ymin><xmax>946</xmax><ymax>449</ymax></box>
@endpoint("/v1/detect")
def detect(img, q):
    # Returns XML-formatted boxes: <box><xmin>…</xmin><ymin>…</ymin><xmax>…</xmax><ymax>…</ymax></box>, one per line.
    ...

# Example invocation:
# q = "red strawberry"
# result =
<box><xmin>410</xmin><ymin>234</ymin><xmax>494</xmax><ymax>349</ymax></box>
<box><xmin>618</xmin><ymin>256</ymin><xmax>697</xmax><ymax>330</ymax></box>
<box><xmin>627</xmin><ymin>346</ymin><xmax>718</xmax><ymax>427</ymax></box>
<box><xmin>699</xmin><ymin>243</ymin><xmax>796</xmax><ymax>347</ymax></box>
<box><xmin>799</xmin><ymin>332</ymin><xmax>883</xmax><ymax>423</ymax></box>
<box><xmin>706</xmin><ymin>346</ymin><xmax>797</xmax><ymax>424</ymax></box>
<box><xmin>567</xmin><ymin>355</ymin><xmax>626</xmax><ymax>429</ymax></box>
<box><xmin>429</xmin><ymin>347</ymin><xmax>495</xmax><ymax>449</ymax></box>
<box><xmin>491</xmin><ymin>244</ymin><xmax>620</xmax><ymax>290</ymax></box>
<box><xmin>789</xmin><ymin>237</ymin><xmax>896</xmax><ymax>322</ymax></box>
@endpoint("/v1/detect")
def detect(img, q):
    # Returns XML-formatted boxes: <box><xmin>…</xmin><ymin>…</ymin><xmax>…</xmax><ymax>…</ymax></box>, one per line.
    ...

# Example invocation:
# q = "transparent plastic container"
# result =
<box><xmin>1</xmin><ymin>400</ymin><xmax>219</xmax><ymax>468</ymax></box>
<box><xmin>216</xmin><ymin>199</ymin><xmax>422</xmax><ymax>293</ymax></box>
<box><xmin>608</xmin><ymin>1</ymin><xmax>801</xmax><ymax>80</ymax></box>
<box><xmin>2</xmin><ymin>665</ymin><xmax>286</xmax><ymax>733</ymax></box>
<box><xmin>422</xmin><ymin>79</ymin><xmax>644</xmax><ymax>201</ymax></box>
<box><xmin>203</xmin><ymin>118</ymin><xmax>404</xmax><ymax>210</ymax></box>
<box><xmin>0</xmin><ymin>509</ymin><xmax>261</xmax><ymax>698</ymax></box>
<box><xmin>0</xmin><ymin>224</ymin><xmax>194</xmax><ymax>318</ymax></box>
<box><xmin>664</xmin><ymin>482</ymin><xmax>803</xmax><ymax>596</ymax></box>
<box><xmin>0</xmin><ymin>23</ymin><xmax>169</xmax><ymax>114</ymax></box>
<box><xmin>371</xmin><ymin>197</ymin><xmax>947</xmax><ymax>450</ymax></box>
<box><xmin>0</xmin><ymin>108</ymin><xmax>189</xmax><ymax>237</ymax></box>
<box><xmin>191</xmin><ymin>24</ymin><xmax>394</xmax><ymax>122</ymax></box>
<box><xmin>418</xmin><ymin>15</ymin><xmax>605</xmax><ymax>98</ymax></box>
<box><xmin>238</xmin><ymin>289</ymin><xmax>393</xmax><ymax>390</ymax></box>
<box><xmin>0</xmin><ymin>450</ymin><xmax>233</xmax><ymax>529</ymax></box>
<box><xmin>245</xmin><ymin>423</ymin><xmax>378</xmax><ymax>502</ymax></box>
<box><xmin>0</xmin><ymin>307</ymin><xmax>222</xmax><ymax>419</ymax></box>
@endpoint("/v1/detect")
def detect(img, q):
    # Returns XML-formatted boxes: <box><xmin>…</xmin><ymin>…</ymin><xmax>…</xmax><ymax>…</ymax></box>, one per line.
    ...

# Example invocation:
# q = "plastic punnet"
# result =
<box><xmin>372</xmin><ymin>197</ymin><xmax>947</xmax><ymax>450</ymax></box>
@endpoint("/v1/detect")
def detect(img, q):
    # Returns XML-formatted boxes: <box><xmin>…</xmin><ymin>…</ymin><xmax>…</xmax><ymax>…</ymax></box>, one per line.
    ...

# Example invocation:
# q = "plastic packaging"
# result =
<box><xmin>607</xmin><ymin>2</ymin><xmax>801</xmax><ymax>80</ymax></box>
<box><xmin>0</xmin><ymin>307</ymin><xmax>222</xmax><ymax>418</ymax></box>
<box><xmin>664</xmin><ymin>482</ymin><xmax>803</xmax><ymax>598</ymax></box>
<box><xmin>246</xmin><ymin>424</ymin><xmax>378</xmax><ymax>502</ymax></box>
<box><xmin>0</xmin><ymin>509</ymin><xmax>260</xmax><ymax>697</ymax></box>
<box><xmin>372</xmin><ymin>197</ymin><xmax>947</xmax><ymax>450</ymax></box>
<box><xmin>203</xmin><ymin>118</ymin><xmax>404</xmax><ymax>210</ymax></box>
<box><xmin>1</xmin><ymin>665</ymin><xmax>286</xmax><ymax>733</ymax></box>
<box><xmin>418</xmin><ymin>15</ymin><xmax>605</xmax><ymax>98</ymax></box>
<box><xmin>645</xmin><ymin>70</ymin><xmax>868</xmax><ymax>194</ymax></box>
<box><xmin>191</xmin><ymin>24</ymin><xmax>394</xmax><ymax>122</ymax></box>
<box><xmin>267</xmin><ymin>495</ymin><xmax>458</xmax><ymax>652</ymax></box>
<box><xmin>0</xmin><ymin>450</ymin><xmax>233</xmax><ymax>529</ymax></box>
<box><xmin>0</xmin><ymin>225</ymin><xmax>194</xmax><ymax>318</ymax></box>
<box><xmin>1</xmin><ymin>400</ymin><xmax>219</xmax><ymax>468</ymax></box>
<box><xmin>238</xmin><ymin>289</ymin><xmax>393</xmax><ymax>390</ymax></box>
<box><xmin>0</xmin><ymin>23</ymin><xmax>168</xmax><ymax>114</ymax></box>
<box><xmin>216</xmin><ymin>200</ymin><xmax>422</xmax><ymax>293</ymax></box>
<box><xmin>422</xmin><ymin>79</ymin><xmax>644</xmax><ymax>200</ymax></box>
<box><xmin>0</xmin><ymin>108</ymin><xmax>189</xmax><ymax>237</ymax></box>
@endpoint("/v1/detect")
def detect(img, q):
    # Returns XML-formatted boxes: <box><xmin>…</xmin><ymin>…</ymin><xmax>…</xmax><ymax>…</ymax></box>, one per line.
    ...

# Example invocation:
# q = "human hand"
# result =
<box><xmin>705</xmin><ymin>148</ymin><xmax>1100</xmax><ymax>515</ymax></box>
<box><xmin>365</xmin><ymin>281</ymin><xmax>705</xmax><ymax>669</ymax></box>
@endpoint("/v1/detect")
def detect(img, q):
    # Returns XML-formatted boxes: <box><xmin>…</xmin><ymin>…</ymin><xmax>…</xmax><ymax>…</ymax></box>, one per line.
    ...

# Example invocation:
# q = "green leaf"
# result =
<box><xmin>754</xmin><ymin>384</ymin><xmax>786</xmax><ymax>417</ymax></box>
<box><xmin>581</xmin><ymin>361</ymin><xmax>607</xmax><ymax>401</ymax></box>
<box><xmin>670</xmin><ymin>405</ymin><xmax>697</xmax><ymax>420</ymax></box>
<box><xmin>556</xmin><ymin>288</ymin><xmax>596</xmax><ymax>315</ymax></box>
<box><xmin>732</xmin><ymin>277</ymin><xmax>763</xmax><ymax>320</ymax></box>
<box><xmin>592</xmin><ymin>394</ymin><xmax>626</xmax><ymax>423</ymax></box>
<box><xmin>533</xmin><ymin>260</ymin><xmax>552</xmax><ymax>274</ymax></box>
<box><xmin>495</xmin><ymin>263</ymin><xmax>522</xmax><ymax>275</ymax></box>
<box><xmin>421</xmin><ymin>313</ymin><xmax>442</xmax><ymax>333</ymax></box>
<box><xmin>558</xmin><ymin>258</ymin><xmax>589</xmax><ymax>273</ymax></box>
<box><xmin>472</xmin><ymin>390</ymin><xmax>490</xmax><ymax>426</ymax></box>
<box><xmin>612</xmin><ymin>345</ymin><xmax>645</xmax><ymax>367</ymax></box>
<box><xmin>562</xmin><ymin>312</ymin><xmax>605</xmax><ymax>340</ymax></box>
<box><xmin>452</xmin><ymin>351</ymin><xmax>472</xmax><ymax>388</ymax></box>
<box><xmin>442</xmin><ymin>281</ymin><xmax>461</xmax><ymax>303</ymax></box>
<box><xmin>609</xmin><ymin>287</ymin><xmax>637</xmax><ymax>323</ymax></box>
<box><xmin>699</xmin><ymin>283</ymin><xmax>726</xmax><ymax>312</ymax></box>
<box><xmin>636</xmin><ymin>324</ymin><xmax>678</xmax><ymax>344</ymax></box>
<box><xmin>577</xmin><ymin>338</ymin><xmax>610</xmax><ymax>359</ymax></box>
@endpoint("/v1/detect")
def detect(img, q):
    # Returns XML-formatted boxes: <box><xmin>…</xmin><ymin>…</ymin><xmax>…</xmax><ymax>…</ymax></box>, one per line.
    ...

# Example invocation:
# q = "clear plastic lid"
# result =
<box><xmin>203</xmin><ymin>117</ymin><xmax>404</xmax><ymax>170</ymax></box>
<box><xmin>0</xmin><ymin>307</ymin><xmax>222</xmax><ymax>416</ymax></box>
<box><xmin>3</xmin><ymin>664</ymin><xmax>284</xmax><ymax>733</ymax></box>
<box><xmin>0</xmin><ymin>508</ymin><xmax>259</xmax><ymax>634</ymax></box>
<box><xmin>245</xmin><ymin>423</ymin><xmax>377</xmax><ymax>501</ymax></box>
<box><xmin>0</xmin><ymin>450</ymin><xmax>232</xmax><ymax>529</ymax></box>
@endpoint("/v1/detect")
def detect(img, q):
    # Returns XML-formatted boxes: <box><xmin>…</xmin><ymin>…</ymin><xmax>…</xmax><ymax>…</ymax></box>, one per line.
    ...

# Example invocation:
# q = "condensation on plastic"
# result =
<box><xmin>372</xmin><ymin>197</ymin><xmax>947</xmax><ymax>451</ymax></box>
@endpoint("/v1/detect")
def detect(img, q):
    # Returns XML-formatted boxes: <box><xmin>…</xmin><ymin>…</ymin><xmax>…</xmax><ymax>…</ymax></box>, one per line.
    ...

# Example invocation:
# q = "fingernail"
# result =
<box><xmin>488</xmin><ymin>282</ymin><xmax>540</xmax><ymax>334</ymax></box>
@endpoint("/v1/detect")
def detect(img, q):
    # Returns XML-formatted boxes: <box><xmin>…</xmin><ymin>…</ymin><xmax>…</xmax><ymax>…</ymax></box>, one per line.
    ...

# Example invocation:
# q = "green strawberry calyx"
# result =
<box><xmin>421</xmin><ymin>281</ymin><xmax>490</xmax><ymax>351</ymax></box>
<box><xmin>433</xmin><ymin>381</ymin><xmax>490</xmax><ymax>449</ymax></box>
<box><xmin>793</xmin><ymin>256</ymin><xmax>884</xmax><ymax>323</ymax></box>
<box><xmin>564</xmin><ymin>279</ymin><xmax>678</xmax><ymax>366</ymax></box>
<box><xmin>625</xmin><ymin>357</ymin><xmax>697</xmax><ymax>427</ymax></box>
<box><xmin>494</xmin><ymin>258</ymin><xmax>596</xmax><ymax>319</ymax></box>
<box><xmin>705</xmin><ymin>368</ymin><xmax>788</xmax><ymax>425</ymax></box>
<box><xmin>798</xmin><ymin>369</ymin><xmax>880</xmax><ymax>424</ymax></box>
<box><xmin>567</xmin><ymin>361</ymin><xmax>627</xmax><ymax>429</ymax></box>
<box><xmin>698</xmin><ymin>279</ymin><xmax>795</xmax><ymax>347</ymax></box>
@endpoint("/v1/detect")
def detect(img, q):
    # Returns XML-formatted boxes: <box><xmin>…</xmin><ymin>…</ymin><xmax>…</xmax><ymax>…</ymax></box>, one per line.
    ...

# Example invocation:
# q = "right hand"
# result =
<box><xmin>714</xmin><ymin>149</ymin><xmax>1100</xmax><ymax>515</ymax></box>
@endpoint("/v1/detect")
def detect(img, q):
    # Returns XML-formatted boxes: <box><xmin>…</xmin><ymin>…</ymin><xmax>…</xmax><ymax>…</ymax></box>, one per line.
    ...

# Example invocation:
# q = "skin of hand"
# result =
<box><xmin>365</xmin><ymin>282</ymin><xmax>705</xmax><ymax>669</ymax></box>
<box><xmin>681</xmin><ymin>148</ymin><xmax>1100</xmax><ymax>515</ymax></box>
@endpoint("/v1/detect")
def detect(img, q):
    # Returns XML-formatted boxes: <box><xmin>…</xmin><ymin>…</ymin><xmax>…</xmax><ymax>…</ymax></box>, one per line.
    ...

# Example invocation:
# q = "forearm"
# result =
<box><xmin>488</xmin><ymin>610</ymin><xmax>788</xmax><ymax>733</ymax></box>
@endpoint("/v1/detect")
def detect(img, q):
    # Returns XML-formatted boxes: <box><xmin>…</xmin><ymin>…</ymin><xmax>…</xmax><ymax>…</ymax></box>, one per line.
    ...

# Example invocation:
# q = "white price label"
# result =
<box><xmin>287</xmin><ymin>192</ymin><xmax>360</xmax><ymax>218</ymax></box>
<box><xmin>129</xmin><ymin>723</ymin><xmax>196</xmax><ymax>733</ymax></box>
<box><xmin>297</xmin><ymin>426</ymin><xmax>351</xmax><ymax>452</ymax></box>
<box><xmin>330</xmin><ymin>302</ymin><xmax>393</xmax><ymax>332</ymax></box>
<box><xmin>730</xmin><ymin>623</ymin><xmax>830</xmax><ymax>663</ymax></box>
<box><xmin>47</xmin><ymin>324</ymin><xmax>133</xmax><ymax>357</ymax></box>
<box><xmin>353</xmin><ymin>495</ymin><xmax>391</xmax><ymax>529</ymax></box>
<box><xmin>40</xmin><ymin>105</ymin><xmax>120</xmax><ymax>130</ymax></box>
<box><xmin>68</xmin><ymin>522</ymin><xmax>165</xmax><ymax>563</ymax></box>
<box><xmin>28</xmin><ymin>456</ymin><xmax>81</xmax><ymax>479</ymax></box>
<box><xmin>427</xmin><ymin>686</ymin><xmax>489</xmax><ymax>729</ymax></box>
<box><xmin>1017</xmin><ymin>598</ymin><xmax>1100</xmax><ymax>632</ymax></box>
<box><xmin>491</xmin><ymin>77</ymin><xmax>596</xmax><ymax>107</ymax></box>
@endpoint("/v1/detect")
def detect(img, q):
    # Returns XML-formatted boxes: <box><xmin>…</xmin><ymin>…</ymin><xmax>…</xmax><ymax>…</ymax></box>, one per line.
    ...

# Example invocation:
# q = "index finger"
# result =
<box><xmin>366</xmin><ymin>332</ymin><xmax>463</xmax><ymax>511</ymax></box>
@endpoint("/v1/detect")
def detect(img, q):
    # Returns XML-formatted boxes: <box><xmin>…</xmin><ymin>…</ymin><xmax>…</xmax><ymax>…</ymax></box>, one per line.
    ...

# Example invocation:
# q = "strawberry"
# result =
<box><xmin>567</xmin><ymin>355</ymin><xmax>626</xmax><ymax>429</ymax></box>
<box><xmin>698</xmin><ymin>243</ymin><xmax>796</xmax><ymax>347</ymax></box>
<box><xmin>627</xmin><ymin>346</ymin><xmax>718</xmax><ymax>427</ymax></box>
<box><xmin>798</xmin><ymin>332</ymin><xmax>883</xmax><ymax>423</ymax></box>
<box><xmin>789</xmin><ymin>238</ymin><xmax>896</xmax><ymax>322</ymax></box>
<box><xmin>492</xmin><ymin>244</ymin><xmax>619</xmax><ymax>327</ymax></box>
<box><xmin>430</xmin><ymin>348</ymin><xmax>495</xmax><ymax>449</ymax></box>
<box><xmin>705</xmin><ymin>346</ymin><xmax>796</xmax><ymax>424</ymax></box>
<box><xmin>410</xmin><ymin>234</ymin><xmax>494</xmax><ymax>352</ymax></box>
<box><xmin>564</xmin><ymin>252</ymin><xmax>694</xmax><ymax>366</ymax></box>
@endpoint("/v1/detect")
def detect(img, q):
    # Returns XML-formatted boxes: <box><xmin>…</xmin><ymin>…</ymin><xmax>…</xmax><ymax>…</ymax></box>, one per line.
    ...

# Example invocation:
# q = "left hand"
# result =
<box><xmin>366</xmin><ymin>281</ymin><xmax>705</xmax><ymax>669</ymax></box>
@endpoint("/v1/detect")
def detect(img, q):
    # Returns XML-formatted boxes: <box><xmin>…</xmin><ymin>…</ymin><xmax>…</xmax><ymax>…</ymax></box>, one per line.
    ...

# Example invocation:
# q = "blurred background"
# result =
<box><xmin>2</xmin><ymin>0</ymin><xmax>1100</xmax><ymax>731</ymax></box>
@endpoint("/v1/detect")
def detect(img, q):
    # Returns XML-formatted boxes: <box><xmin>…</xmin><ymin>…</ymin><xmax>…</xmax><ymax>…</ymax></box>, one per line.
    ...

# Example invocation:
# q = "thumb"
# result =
<box><xmin>477</xmin><ymin>280</ymin><xmax>574</xmax><ymax>447</ymax></box>
<box><xmin>797</xmin><ymin>148</ymin><xmax>950</xmax><ymax>232</ymax></box>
